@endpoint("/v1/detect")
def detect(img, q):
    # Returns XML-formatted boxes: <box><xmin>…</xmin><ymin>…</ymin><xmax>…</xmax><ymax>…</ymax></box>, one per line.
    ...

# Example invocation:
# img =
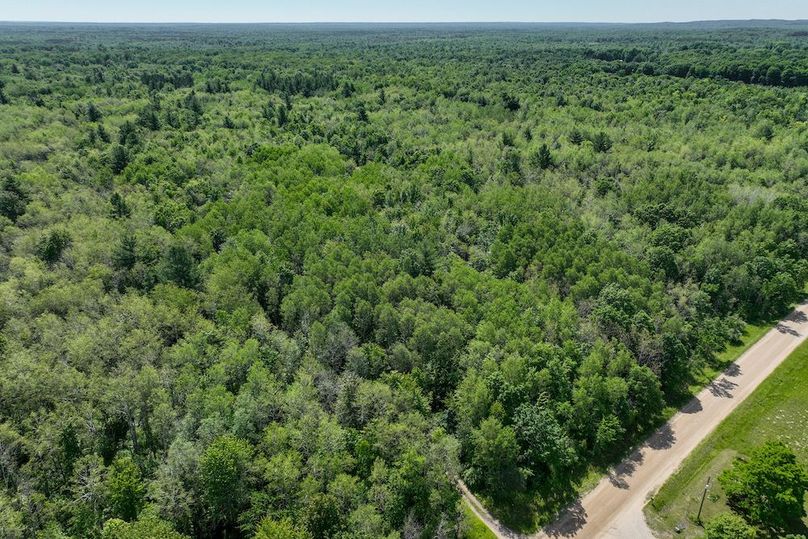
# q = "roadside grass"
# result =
<box><xmin>479</xmin><ymin>315</ymin><xmax>781</xmax><ymax>533</ymax></box>
<box><xmin>644</xmin><ymin>339</ymin><xmax>808</xmax><ymax>538</ymax></box>
<box><xmin>459</xmin><ymin>501</ymin><xmax>497</xmax><ymax>539</ymax></box>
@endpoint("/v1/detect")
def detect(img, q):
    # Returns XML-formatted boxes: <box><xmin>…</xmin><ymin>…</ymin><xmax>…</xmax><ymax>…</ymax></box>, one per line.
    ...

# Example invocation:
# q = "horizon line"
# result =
<box><xmin>1</xmin><ymin>18</ymin><xmax>807</xmax><ymax>25</ymax></box>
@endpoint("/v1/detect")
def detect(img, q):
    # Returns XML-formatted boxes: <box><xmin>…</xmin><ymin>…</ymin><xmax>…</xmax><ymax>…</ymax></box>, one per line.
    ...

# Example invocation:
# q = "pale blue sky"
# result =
<box><xmin>2</xmin><ymin>0</ymin><xmax>807</xmax><ymax>23</ymax></box>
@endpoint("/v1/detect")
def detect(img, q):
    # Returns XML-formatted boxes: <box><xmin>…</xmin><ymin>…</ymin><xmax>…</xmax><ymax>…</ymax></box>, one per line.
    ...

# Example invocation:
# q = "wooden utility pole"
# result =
<box><xmin>696</xmin><ymin>476</ymin><xmax>711</xmax><ymax>525</ymax></box>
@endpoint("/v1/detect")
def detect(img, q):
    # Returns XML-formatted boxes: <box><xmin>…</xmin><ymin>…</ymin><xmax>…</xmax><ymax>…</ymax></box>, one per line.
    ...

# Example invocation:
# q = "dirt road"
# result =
<box><xmin>461</xmin><ymin>302</ymin><xmax>808</xmax><ymax>539</ymax></box>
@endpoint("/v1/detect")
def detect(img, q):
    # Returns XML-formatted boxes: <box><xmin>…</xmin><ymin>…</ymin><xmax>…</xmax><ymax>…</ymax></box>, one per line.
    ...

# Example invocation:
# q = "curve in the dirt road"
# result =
<box><xmin>461</xmin><ymin>302</ymin><xmax>808</xmax><ymax>539</ymax></box>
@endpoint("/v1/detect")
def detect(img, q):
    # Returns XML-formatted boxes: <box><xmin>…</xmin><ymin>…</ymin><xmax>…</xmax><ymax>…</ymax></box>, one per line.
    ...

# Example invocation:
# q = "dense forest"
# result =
<box><xmin>0</xmin><ymin>21</ymin><xmax>806</xmax><ymax>539</ymax></box>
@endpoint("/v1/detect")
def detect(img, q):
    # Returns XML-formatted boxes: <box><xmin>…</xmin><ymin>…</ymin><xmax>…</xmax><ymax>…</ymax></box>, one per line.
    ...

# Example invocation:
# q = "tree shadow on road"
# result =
<box><xmin>708</xmin><ymin>377</ymin><xmax>738</xmax><ymax>398</ymax></box>
<box><xmin>605</xmin><ymin>424</ymin><xmax>676</xmax><ymax>490</ymax></box>
<box><xmin>543</xmin><ymin>500</ymin><xmax>587</xmax><ymax>538</ymax></box>
<box><xmin>776</xmin><ymin>322</ymin><xmax>801</xmax><ymax>337</ymax></box>
<box><xmin>681</xmin><ymin>397</ymin><xmax>702</xmax><ymax>414</ymax></box>
<box><xmin>785</xmin><ymin>308</ymin><xmax>807</xmax><ymax>324</ymax></box>
<box><xmin>646</xmin><ymin>423</ymin><xmax>676</xmax><ymax>450</ymax></box>
<box><xmin>724</xmin><ymin>362</ymin><xmax>741</xmax><ymax>377</ymax></box>
<box><xmin>607</xmin><ymin>448</ymin><xmax>644</xmax><ymax>489</ymax></box>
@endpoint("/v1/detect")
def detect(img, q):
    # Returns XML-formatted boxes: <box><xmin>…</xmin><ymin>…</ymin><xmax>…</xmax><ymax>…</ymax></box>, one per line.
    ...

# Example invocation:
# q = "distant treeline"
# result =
<box><xmin>588</xmin><ymin>45</ymin><xmax>808</xmax><ymax>87</ymax></box>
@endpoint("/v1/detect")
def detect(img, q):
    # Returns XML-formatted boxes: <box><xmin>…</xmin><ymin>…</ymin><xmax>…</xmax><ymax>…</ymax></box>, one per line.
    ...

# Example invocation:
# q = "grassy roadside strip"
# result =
<box><xmin>644</xmin><ymin>338</ymin><xmax>808</xmax><ymax>538</ymax></box>
<box><xmin>459</xmin><ymin>500</ymin><xmax>498</xmax><ymax>539</ymax></box>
